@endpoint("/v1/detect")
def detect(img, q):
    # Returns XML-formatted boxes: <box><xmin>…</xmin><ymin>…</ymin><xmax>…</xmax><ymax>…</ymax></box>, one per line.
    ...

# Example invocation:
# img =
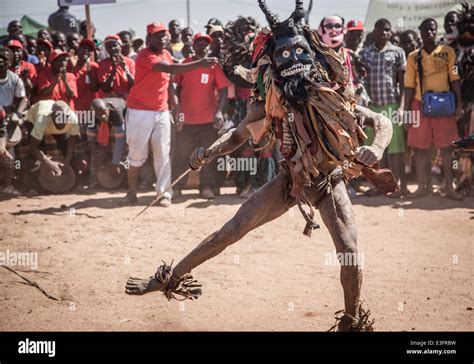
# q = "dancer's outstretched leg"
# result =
<box><xmin>126</xmin><ymin>173</ymin><xmax>295</xmax><ymax>297</ymax></box>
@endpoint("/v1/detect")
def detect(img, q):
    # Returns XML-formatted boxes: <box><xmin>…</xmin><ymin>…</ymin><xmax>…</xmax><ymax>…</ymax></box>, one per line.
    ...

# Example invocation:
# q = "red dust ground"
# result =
<box><xmin>0</xmin><ymin>186</ymin><xmax>473</xmax><ymax>331</ymax></box>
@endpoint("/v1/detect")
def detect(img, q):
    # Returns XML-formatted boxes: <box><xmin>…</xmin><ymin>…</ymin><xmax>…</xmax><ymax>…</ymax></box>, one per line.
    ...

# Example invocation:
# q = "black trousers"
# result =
<box><xmin>172</xmin><ymin>123</ymin><xmax>219</xmax><ymax>190</ymax></box>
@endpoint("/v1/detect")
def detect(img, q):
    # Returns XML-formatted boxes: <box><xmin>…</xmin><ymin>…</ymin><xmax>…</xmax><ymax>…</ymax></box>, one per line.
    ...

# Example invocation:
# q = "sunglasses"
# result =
<box><xmin>323</xmin><ymin>23</ymin><xmax>343</xmax><ymax>30</ymax></box>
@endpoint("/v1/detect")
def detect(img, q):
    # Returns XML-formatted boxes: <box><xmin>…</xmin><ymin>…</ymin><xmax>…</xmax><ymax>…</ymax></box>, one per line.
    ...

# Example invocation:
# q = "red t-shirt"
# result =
<box><xmin>35</xmin><ymin>63</ymin><xmax>48</xmax><ymax>77</ymax></box>
<box><xmin>68</xmin><ymin>61</ymin><xmax>99</xmax><ymax>111</ymax></box>
<box><xmin>174</xmin><ymin>57</ymin><xmax>229</xmax><ymax>124</ymax></box>
<box><xmin>235</xmin><ymin>87</ymin><xmax>251</xmax><ymax>100</ymax></box>
<box><xmin>10</xmin><ymin>61</ymin><xmax>38</xmax><ymax>87</ymax></box>
<box><xmin>37</xmin><ymin>67</ymin><xmax>78</xmax><ymax>110</ymax></box>
<box><xmin>97</xmin><ymin>56</ymin><xmax>135</xmax><ymax>99</ymax></box>
<box><xmin>127</xmin><ymin>48</ymin><xmax>173</xmax><ymax>111</ymax></box>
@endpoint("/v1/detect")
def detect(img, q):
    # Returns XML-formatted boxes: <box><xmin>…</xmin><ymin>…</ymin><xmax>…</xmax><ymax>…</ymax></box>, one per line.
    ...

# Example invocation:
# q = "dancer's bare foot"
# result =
<box><xmin>125</xmin><ymin>276</ymin><xmax>166</xmax><ymax>295</ymax></box>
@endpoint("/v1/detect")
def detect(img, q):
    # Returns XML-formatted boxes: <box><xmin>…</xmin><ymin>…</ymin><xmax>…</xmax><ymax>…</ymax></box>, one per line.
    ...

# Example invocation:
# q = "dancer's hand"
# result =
<box><xmin>355</xmin><ymin>145</ymin><xmax>382</xmax><ymax>167</ymax></box>
<box><xmin>189</xmin><ymin>147</ymin><xmax>207</xmax><ymax>170</ymax></box>
<box><xmin>213</xmin><ymin>111</ymin><xmax>224</xmax><ymax>129</ymax></box>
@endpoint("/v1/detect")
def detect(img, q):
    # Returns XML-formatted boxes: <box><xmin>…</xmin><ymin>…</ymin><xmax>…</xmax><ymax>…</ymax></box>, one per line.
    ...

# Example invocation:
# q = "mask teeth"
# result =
<box><xmin>281</xmin><ymin>63</ymin><xmax>310</xmax><ymax>77</ymax></box>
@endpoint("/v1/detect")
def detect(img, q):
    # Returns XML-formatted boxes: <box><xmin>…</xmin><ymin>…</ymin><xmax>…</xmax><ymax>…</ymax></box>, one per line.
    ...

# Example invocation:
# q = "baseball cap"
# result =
<box><xmin>193</xmin><ymin>32</ymin><xmax>212</xmax><ymax>44</ymax></box>
<box><xmin>7</xmin><ymin>39</ymin><xmax>24</xmax><ymax>50</ymax></box>
<box><xmin>209</xmin><ymin>25</ymin><xmax>224</xmax><ymax>37</ymax></box>
<box><xmin>37</xmin><ymin>39</ymin><xmax>53</xmax><ymax>51</ymax></box>
<box><xmin>49</xmin><ymin>49</ymin><xmax>69</xmax><ymax>63</ymax></box>
<box><xmin>104</xmin><ymin>34</ymin><xmax>122</xmax><ymax>45</ymax></box>
<box><xmin>147</xmin><ymin>22</ymin><xmax>168</xmax><ymax>35</ymax></box>
<box><xmin>347</xmin><ymin>20</ymin><xmax>364</xmax><ymax>31</ymax></box>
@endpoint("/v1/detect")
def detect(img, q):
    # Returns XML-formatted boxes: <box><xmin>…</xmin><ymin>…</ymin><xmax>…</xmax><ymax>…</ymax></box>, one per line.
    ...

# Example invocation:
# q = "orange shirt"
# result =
<box><xmin>68</xmin><ymin>61</ymin><xmax>99</xmax><ymax>111</ymax></box>
<box><xmin>127</xmin><ymin>48</ymin><xmax>173</xmax><ymax>111</ymax></box>
<box><xmin>405</xmin><ymin>44</ymin><xmax>460</xmax><ymax>102</ymax></box>
<box><xmin>10</xmin><ymin>60</ymin><xmax>38</xmax><ymax>87</ymax></box>
<box><xmin>174</xmin><ymin>57</ymin><xmax>229</xmax><ymax>124</ymax></box>
<box><xmin>37</xmin><ymin>67</ymin><xmax>78</xmax><ymax>110</ymax></box>
<box><xmin>97</xmin><ymin>56</ymin><xmax>135</xmax><ymax>99</ymax></box>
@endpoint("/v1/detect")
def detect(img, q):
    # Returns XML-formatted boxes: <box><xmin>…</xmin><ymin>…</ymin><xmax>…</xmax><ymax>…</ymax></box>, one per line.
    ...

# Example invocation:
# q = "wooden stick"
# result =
<box><xmin>133</xmin><ymin>167</ymin><xmax>192</xmax><ymax>219</ymax></box>
<box><xmin>85</xmin><ymin>5</ymin><xmax>93</xmax><ymax>40</ymax></box>
<box><xmin>1</xmin><ymin>265</ymin><xmax>58</xmax><ymax>301</ymax></box>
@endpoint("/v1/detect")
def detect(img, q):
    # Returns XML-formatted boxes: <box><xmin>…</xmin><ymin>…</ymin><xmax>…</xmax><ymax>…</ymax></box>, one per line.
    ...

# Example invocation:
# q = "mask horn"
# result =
<box><xmin>258</xmin><ymin>0</ymin><xmax>279</xmax><ymax>27</ymax></box>
<box><xmin>291</xmin><ymin>0</ymin><xmax>305</xmax><ymax>24</ymax></box>
<box><xmin>295</xmin><ymin>0</ymin><xmax>304</xmax><ymax>12</ymax></box>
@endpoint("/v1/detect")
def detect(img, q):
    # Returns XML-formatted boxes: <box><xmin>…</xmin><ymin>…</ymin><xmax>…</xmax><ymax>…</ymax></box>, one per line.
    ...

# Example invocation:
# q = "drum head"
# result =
<box><xmin>96</xmin><ymin>161</ymin><xmax>125</xmax><ymax>190</ymax></box>
<box><xmin>38</xmin><ymin>164</ymin><xmax>76</xmax><ymax>194</ymax></box>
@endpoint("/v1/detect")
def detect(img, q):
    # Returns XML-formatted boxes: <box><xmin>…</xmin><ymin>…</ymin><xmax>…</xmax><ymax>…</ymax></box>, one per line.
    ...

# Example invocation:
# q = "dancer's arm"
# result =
<box><xmin>354</xmin><ymin>105</ymin><xmax>393</xmax><ymax>167</ymax></box>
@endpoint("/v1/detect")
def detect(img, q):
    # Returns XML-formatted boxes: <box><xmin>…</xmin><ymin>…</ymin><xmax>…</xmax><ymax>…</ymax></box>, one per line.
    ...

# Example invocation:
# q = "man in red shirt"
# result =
<box><xmin>67</xmin><ymin>39</ymin><xmax>99</xmax><ymax>112</ymax></box>
<box><xmin>37</xmin><ymin>49</ymin><xmax>77</xmax><ymax>110</ymax></box>
<box><xmin>97</xmin><ymin>34</ymin><xmax>135</xmax><ymax>99</ymax></box>
<box><xmin>123</xmin><ymin>22</ymin><xmax>218</xmax><ymax>206</ymax></box>
<box><xmin>7</xmin><ymin>40</ymin><xmax>37</xmax><ymax>98</ymax></box>
<box><xmin>173</xmin><ymin>32</ymin><xmax>229</xmax><ymax>199</ymax></box>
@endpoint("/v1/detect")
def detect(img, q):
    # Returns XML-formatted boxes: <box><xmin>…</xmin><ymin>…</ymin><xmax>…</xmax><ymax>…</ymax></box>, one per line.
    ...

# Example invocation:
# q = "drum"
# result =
<box><xmin>38</xmin><ymin>164</ymin><xmax>76</xmax><ymax>194</ymax></box>
<box><xmin>96</xmin><ymin>161</ymin><xmax>125</xmax><ymax>190</ymax></box>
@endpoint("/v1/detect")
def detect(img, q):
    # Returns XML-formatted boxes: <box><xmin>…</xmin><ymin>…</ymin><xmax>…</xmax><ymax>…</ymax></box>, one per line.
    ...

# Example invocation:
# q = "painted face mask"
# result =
<box><xmin>257</xmin><ymin>0</ymin><xmax>317</xmax><ymax>105</ymax></box>
<box><xmin>272</xmin><ymin>35</ymin><xmax>314</xmax><ymax>78</ymax></box>
<box><xmin>318</xmin><ymin>16</ymin><xmax>345</xmax><ymax>48</ymax></box>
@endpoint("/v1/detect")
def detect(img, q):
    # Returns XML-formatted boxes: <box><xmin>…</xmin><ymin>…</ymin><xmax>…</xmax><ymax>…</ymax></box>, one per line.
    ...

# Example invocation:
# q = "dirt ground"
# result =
<box><xmin>0</xmin><ymin>184</ymin><xmax>473</xmax><ymax>331</ymax></box>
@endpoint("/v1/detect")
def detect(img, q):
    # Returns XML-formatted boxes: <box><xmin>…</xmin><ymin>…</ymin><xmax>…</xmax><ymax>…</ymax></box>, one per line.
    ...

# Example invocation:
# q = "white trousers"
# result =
<box><xmin>126</xmin><ymin>108</ymin><xmax>171</xmax><ymax>199</ymax></box>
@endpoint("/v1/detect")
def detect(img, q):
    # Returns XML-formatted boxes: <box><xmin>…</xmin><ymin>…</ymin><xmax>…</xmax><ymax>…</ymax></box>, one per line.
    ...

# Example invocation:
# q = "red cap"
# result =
<box><xmin>49</xmin><ymin>49</ymin><xmax>69</xmax><ymax>63</ymax></box>
<box><xmin>193</xmin><ymin>32</ymin><xmax>212</xmax><ymax>44</ymax></box>
<box><xmin>37</xmin><ymin>39</ymin><xmax>53</xmax><ymax>51</ymax></box>
<box><xmin>147</xmin><ymin>22</ymin><xmax>168</xmax><ymax>35</ymax></box>
<box><xmin>104</xmin><ymin>34</ymin><xmax>122</xmax><ymax>45</ymax></box>
<box><xmin>7</xmin><ymin>39</ymin><xmax>24</xmax><ymax>50</ymax></box>
<box><xmin>79</xmin><ymin>38</ymin><xmax>96</xmax><ymax>50</ymax></box>
<box><xmin>347</xmin><ymin>20</ymin><xmax>364</xmax><ymax>31</ymax></box>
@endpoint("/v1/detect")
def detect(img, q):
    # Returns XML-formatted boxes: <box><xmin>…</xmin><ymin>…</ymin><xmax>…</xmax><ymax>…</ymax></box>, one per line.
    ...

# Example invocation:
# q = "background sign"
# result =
<box><xmin>59</xmin><ymin>0</ymin><xmax>116</xmax><ymax>6</ymax></box>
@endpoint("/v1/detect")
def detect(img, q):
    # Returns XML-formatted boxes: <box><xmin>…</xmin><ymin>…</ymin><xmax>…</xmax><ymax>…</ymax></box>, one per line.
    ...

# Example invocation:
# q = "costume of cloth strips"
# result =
<box><xmin>236</xmin><ymin>0</ymin><xmax>368</xmax><ymax>235</ymax></box>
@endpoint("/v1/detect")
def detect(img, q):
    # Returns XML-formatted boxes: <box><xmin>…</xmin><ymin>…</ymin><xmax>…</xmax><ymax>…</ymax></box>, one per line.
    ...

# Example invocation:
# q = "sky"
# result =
<box><xmin>0</xmin><ymin>0</ymin><xmax>370</xmax><ymax>38</ymax></box>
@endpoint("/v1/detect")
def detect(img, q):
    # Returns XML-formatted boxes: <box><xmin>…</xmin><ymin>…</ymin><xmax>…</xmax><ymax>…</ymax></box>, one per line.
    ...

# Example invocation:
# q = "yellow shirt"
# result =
<box><xmin>405</xmin><ymin>44</ymin><xmax>460</xmax><ymax>101</ymax></box>
<box><xmin>170</xmin><ymin>41</ymin><xmax>184</xmax><ymax>57</ymax></box>
<box><xmin>27</xmin><ymin>100</ymin><xmax>80</xmax><ymax>141</ymax></box>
